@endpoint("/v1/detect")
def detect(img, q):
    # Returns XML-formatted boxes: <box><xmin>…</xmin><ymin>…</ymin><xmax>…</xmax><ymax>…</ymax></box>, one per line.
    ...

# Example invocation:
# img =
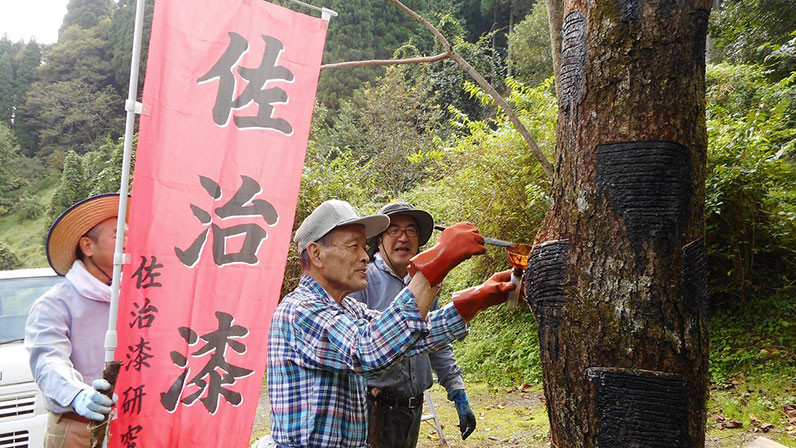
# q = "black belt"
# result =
<box><xmin>367</xmin><ymin>389</ymin><xmax>423</xmax><ymax>409</ymax></box>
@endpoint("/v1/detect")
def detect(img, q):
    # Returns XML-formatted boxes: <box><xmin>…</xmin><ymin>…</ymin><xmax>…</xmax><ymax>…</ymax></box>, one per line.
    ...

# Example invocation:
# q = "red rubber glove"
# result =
<box><xmin>452</xmin><ymin>270</ymin><xmax>516</xmax><ymax>322</ymax></box>
<box><xmin>408</xmin><ymin>222</ymin><xmax>486</xmax><ymax>286</ymax></box>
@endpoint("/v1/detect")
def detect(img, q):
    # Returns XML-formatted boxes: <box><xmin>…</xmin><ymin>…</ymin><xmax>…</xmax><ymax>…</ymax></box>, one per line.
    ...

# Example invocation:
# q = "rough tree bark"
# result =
<box><xmin>528</xmin><ymin>0</ymin><xmax>712</xmax><ymax>447</ymax></box>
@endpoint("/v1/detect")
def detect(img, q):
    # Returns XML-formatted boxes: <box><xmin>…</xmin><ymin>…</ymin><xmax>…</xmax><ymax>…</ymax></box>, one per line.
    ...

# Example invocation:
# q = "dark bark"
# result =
<box><xmin>530</xmin><ymin>0</ymin><xmax>712</xmax><ymax>446</ymax></box>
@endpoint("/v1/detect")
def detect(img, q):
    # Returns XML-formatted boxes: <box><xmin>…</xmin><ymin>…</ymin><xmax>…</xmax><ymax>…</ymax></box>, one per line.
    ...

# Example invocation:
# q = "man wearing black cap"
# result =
<box><xmin>351</xmin><ymin>202</ymin><xmax>476</xmax><ymax>447</ymax></box>
<box><xmin>24</xmin><ymin>194</ymin><xmax>125</xmax><ymax>448</ymax></box>
<box><xmin>267</xmin><ymin>200</ymin><xmax>515</xmax><ymax>448</ymax></box>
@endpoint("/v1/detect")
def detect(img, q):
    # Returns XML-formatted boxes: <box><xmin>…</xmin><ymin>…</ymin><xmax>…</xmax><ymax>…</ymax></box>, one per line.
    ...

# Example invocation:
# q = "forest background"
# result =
<box><xmin>0</xmin><ymin>0</ymin><xmax>794</xmax><ymax>445</ymax></box>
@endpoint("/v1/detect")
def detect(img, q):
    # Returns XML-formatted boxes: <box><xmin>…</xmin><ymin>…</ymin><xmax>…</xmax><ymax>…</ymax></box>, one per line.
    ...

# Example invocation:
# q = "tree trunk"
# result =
<box><xmin>544</xmin><ymin>0</ymin><xmax>563</xmax><ymax>96</ymax></box>
<box><xmin>508</xmin><ymin>7</ymin><xmax>514</xmax><ymax>77</ymax></box>
<box><xmin>492</xmin><ymin>3</ymin><xmax>499</xmax><ymax>61</ymax></box>
<box><xmin>530</xmin><ymin>1</ymin><xmax>712</xmax><ymax>447</ymax></box>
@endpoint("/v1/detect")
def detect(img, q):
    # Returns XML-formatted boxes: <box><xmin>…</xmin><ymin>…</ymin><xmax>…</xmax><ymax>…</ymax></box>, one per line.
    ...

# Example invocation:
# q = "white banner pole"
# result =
<box><xmin>107</xmin><ymin>0</ymin><xmax>146</xmax><ymax>365</ymax></box>
<box><xmin>100</xmin><ymin>0</ymin><xmax>146</xmax><ymax>446</ymax></box>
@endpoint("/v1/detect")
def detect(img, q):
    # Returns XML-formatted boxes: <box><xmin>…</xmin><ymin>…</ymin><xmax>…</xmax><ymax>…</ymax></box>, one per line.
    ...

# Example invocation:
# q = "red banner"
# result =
<box><xmin>111</xmin><ymin>0</ymin><xmax>327</xmax><ymax>446</ymax></box>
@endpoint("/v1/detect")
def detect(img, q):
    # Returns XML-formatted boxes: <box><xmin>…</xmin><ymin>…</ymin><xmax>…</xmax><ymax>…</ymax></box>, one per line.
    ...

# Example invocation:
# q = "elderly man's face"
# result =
<box><xmin>379</xmin><ymin>215</ymin><xmax>419</xmax><ymax>276</ymax></box>
<box><xmin>316</xmin><ymin>224</ymin><xmax>370</xmax><ymax>298</ymax></box>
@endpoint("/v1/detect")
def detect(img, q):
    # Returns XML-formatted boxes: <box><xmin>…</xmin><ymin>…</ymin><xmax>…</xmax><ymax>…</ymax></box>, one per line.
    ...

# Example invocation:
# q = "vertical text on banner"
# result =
<box><xmin>110</xmin><ymin>0</ymin><xmax>327</xmax><ymax>446</ymax></box>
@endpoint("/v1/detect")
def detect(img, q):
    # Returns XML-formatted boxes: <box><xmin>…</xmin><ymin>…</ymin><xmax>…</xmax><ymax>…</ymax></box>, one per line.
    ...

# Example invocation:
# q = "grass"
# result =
<box><xmin>252</xmin><ymin>376</ymin><xmax>795</xmax><ymax>447</ymax></box>
<box><xmin>417</xmin><ymin>382</ymin><xmax>549</xmax><ymax>447</ymax></box>
<box><xmin>0</xmin><ymin>182</ymin><xmax>57</xmax><ymax>268</ymax></box>
<box><xmin>706</xmin><ymin>365</ymin><xmax>796</xmax><ymax>447</ymax></box>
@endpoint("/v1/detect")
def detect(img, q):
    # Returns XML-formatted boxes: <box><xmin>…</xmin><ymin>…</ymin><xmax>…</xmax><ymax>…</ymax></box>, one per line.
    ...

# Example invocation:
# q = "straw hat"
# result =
<box><xmin>46</xmin><ymin>193</ymin><xmax>130</xmax><ymax>276</ymax></box>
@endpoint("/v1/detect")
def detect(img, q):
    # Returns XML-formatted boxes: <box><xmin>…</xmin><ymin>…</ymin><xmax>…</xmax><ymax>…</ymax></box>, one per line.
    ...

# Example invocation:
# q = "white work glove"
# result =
<box><xmin>71</xmin><ymin>379</ymin><xmax>118</xmax><ymax>421</ymax></box>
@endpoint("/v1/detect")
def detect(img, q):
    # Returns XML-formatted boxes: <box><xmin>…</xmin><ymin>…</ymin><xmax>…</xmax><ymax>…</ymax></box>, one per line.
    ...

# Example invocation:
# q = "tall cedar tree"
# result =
<box><xmin>0</xmin><ymin>38</ymin><xmax>42</xmax><ymax>150</ymax></box>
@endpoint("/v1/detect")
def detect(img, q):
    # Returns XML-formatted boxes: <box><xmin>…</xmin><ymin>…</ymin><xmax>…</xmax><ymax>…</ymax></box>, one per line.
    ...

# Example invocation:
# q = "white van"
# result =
<box><xmin>0</xmin><ymin>268</ymin><xmax>62</xmax><ymax>448</ymax></box>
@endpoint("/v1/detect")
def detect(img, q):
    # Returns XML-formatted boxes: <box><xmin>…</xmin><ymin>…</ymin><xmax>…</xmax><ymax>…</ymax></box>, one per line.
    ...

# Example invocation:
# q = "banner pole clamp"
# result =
<box><xmin>114</xmin><ymin>253</ymin><xmax>131</xmax><ymax>266</ymax></box>
<box><xmin>279</xmin><ymin>0</ymin><xmax>337</xmax><ymax>20</ymax></box>
<box><xmin>321</xmin><ymin>7</ymin><xmax>337</xmax><ymax>21</ymax></box>
<box><xmin>125</xmin><ymin>99</ymin><xmax>143</xmax><ymax>114</ymax></box>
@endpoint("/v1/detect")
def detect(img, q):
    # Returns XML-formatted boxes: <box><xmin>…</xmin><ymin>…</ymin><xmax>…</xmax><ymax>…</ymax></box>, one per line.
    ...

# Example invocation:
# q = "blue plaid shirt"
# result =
<box><xmin>268</xmin><ymin>274</ymin><xmax>468</xmax><ymax>447</ymax></box>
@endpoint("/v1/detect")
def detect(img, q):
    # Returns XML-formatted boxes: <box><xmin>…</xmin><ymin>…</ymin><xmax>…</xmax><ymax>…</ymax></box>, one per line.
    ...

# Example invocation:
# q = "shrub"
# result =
<box><xmin>13</xmin><ymin>195</ymin><xmax>43</xmax><ymax>220</ymax></box>
<box><xmin>0</xmin><ymin>241</ymin><xmax>22</xmax><ymax>270</ymax></box>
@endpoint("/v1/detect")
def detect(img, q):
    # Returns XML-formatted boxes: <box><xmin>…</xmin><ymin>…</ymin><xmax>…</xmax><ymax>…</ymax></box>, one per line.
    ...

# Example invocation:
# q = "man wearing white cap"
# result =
<box><xmin>25</xmin><ymin>193</ymin><xmax>127</xmax><ymax>448</ymax></box>
<box><xmin>267</xmin><ymin>200</ymin><xmax>516</xmax><ymax>448</ymax></box>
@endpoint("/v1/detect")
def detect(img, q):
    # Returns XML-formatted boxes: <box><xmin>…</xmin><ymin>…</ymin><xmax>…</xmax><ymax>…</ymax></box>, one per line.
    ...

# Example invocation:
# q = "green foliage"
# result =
<box><xmin>20</xmin><ymin>81</ymin><xmax>124</xmax><ymax>156</ymax></box>
<box><xmin>109</xmin><ymin>0</ymin><xmax>154</xmax><ymax>92</ymax></box>
<box><xmin>709</xmin><ymin>292</ymin><xmax>795</xmax><ymax>386</ymax></box>
<box><xmin>12</xmin><ymin>195</ymin><xmax>43</xmax><ymax>221</ymax></box>
<box><xmin>280</xmin><ymin>104</ymin><xmax>376</xmax><ymax>295</ymax></box>
<box><xmin>507</xmin><ymin>1</ymin><xmax>552</xmax><ymax>86</ymax></box>
<box><xmin>405</xmin><ymin>77</ymin><xmax>555</xmax><ymax>278</ymax></box>
<box><xmin>60</xmin><ymin>0</ymin><xmax>113</xmax><ymax>37</ymax></box>
<box><xmin>708</xmin><ymin>0</ymin><xmax>796</xmax><ymax>77</ymax></box>
<box><xmin>274</xmin><ymin>0</ymin><xmax>442</xmax><ymax>109</ymax></box>
<box><xmin>0</xmin><ymin>37</ymin><xmax>43</xmax><ymax>151</ymax></box>
<box><xmin>705</xmin><ymin>64</ymin><xmax>796</xmax><ymax>311</ymax></box>
<box><xmin>409</xmin><ymin>16</ymin><xmax>508</xmax><ymax>125</ymax></box>
<box><xmin>452</xmin><ymin>303</ymin><xmax>542</xmax><ymax>385</ymax></box>
<box><xmin>479</xmin><ymin>0</ymin><xmax>533</xmax><ymax>53</ymax></box>
<box><xmin>708</xmin><ymin>367</ymin><xmax>796</xmax><ymax>444</ymax></box>
<box><xmin>44</xmin><ymin>138</ymin><xmax>135</xmax><ymax>228</ymax></box>
<box><xmin>760</xmin><ymin>30</ymin><xmax>796</xmax><ymax>81</ymax></box>
<box><xmin>40</xmin><ymin>22</ymin><xmax>116</xmax><ymax>87</ymax></box>
<box><xmin>0</xmin><ymin>120</ymin><xmax>60</xmax><ymax>216</ymax></box>
<box><xmin>0</xmin><ymin>182</ymin><xmax>58</xmax><ymax>268</ymax></box>
<box><xmin>273</xmin><ymin>0</ymin><xmax>524</xmax><ymax>110</ymax></box>
<box><xmin>0</xmin><ymin>240</ymin><xmax>22</xmax><ymax>270</ymax></box>
<box><xmin>0</xmin><ymin>121</ymin><xmax>22</xmax><ymax>208</ymax></box>
<box><xmin>47</xmin><ymin>150</ymin><xmax>90</xmax><ymax>224</ymax></box>
<box><xmin>401</xmin><ymin>78</ymin><xmax>556</xmax><ymax>384</ymax></box>
<box><xmin>19</xmin><ymin>4</ymin><xmax>123</xmax><ymax>158</ymax></box>
<box><xmin>87</xmin><ymin>137</ymin><xmax>135</xmax><ymax>196</ymax></box>
<box><xmin>326</xmin><ymin>66</ymin><xmax>445</xmax><ymax>200</ymax></box>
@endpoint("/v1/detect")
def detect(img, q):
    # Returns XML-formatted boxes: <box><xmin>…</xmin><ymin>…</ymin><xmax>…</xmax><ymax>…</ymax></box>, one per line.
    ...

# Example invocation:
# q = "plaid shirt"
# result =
<box><xmin>268</xmin><ymin>274</ymin><xmax>468</xmax><ymax>447</ymax></box>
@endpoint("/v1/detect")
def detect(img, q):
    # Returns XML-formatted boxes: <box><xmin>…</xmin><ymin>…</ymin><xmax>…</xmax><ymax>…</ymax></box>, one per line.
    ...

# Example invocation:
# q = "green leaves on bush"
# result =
<box><xmin>705</xmin><ymin>64</ymin><xmax>796</xmax><ymax>312</ymax></box>
<box><xmin>0</xmin><ymin>240</ymin><xmax>22</xmax><ymax>270</ymax></box>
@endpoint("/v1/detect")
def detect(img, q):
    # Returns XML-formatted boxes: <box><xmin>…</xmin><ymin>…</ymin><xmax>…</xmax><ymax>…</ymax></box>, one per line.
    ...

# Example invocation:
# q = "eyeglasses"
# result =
<box><xmin>384</xmin><ymin>227</ymin><xmax>418</xmax><ymax>238</ymax></box>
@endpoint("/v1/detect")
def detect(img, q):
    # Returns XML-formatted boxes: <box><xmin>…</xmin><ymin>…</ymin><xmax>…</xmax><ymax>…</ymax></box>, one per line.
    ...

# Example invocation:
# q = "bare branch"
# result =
<box><xmin>445</xmin><ymin>50</ymin><xmax>554</xmax><ymax>178</ymax></box>
<box><xmin>323</xmin><ymin>0</ymin><xmax>555</xmax><ymax>179</ymax></box>
<box><xmin>382</xmin><ymin>0</ymin><xmax>453</xmax><ymax>53</ymax></box>
<box><xmin>321</xmin><ymin>53</ymin><xmax>449</xmax><ymax>70</ymax></box>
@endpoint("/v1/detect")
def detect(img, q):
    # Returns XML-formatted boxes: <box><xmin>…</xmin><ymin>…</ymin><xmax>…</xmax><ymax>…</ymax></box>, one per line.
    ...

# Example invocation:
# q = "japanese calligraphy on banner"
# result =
<box><xmin>111</xmin><ymin>0</ymin><xmax>327</xmax><ymax>446</ymax></box>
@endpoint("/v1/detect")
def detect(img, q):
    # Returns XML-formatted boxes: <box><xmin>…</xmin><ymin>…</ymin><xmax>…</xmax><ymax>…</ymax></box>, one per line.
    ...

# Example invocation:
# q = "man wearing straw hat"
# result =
<box><xmin>25</xmin><ymin>193</ymin><xmax>127</xmax><ymax>448</ymax></box>
<box><xmin>350</xmin><ymin>202</ymin><xmax>475</xmax><ymax>447</ymax></box>
<box><xmin>267</xmin><ymin>199</ymin><xmax>515</xmax><ymax>448</ymax></box>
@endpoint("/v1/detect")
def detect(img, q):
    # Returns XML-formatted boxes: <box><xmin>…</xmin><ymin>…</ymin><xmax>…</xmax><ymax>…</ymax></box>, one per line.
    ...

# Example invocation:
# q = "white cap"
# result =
<box><xmin>294</xmin><ymin>200</ymin><xmax>389</xmax><ymax>253</ymax></box>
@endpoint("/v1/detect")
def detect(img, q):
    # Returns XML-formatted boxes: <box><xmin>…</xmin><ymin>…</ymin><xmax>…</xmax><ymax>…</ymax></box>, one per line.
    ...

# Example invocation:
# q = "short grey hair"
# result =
<box><xmin>299</xmin><ymin>231</ymin><xmax>335</xmax><ymax>270</ymax></box>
